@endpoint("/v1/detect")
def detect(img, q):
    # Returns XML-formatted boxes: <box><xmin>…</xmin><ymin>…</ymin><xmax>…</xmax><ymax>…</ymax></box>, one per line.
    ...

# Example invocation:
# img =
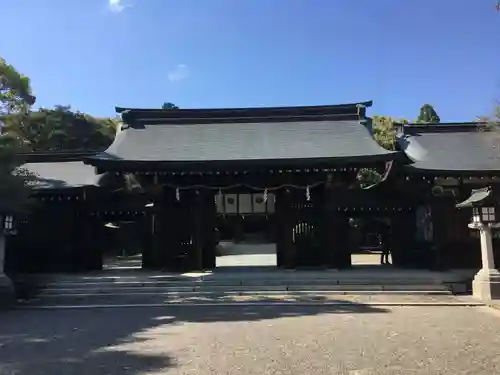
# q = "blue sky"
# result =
<box><xmin>2</xmin><ymin>0</ymin><xmax>500</xmax><ymax>121</ymax></box>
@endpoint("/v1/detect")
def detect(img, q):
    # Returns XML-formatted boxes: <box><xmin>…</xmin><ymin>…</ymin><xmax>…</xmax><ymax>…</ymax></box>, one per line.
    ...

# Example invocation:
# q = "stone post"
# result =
<box><xmin>469</xmin><ymin>222</ymin><xmax>500</xmax><ymax>300</ymax></box>
<box><xmin>0</xmin><ymin>216</ymin><xmax>15</xmax><ymax>308</ymax></box>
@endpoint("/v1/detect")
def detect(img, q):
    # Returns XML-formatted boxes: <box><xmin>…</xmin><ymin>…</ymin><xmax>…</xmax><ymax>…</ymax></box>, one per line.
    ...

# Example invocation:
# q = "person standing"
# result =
<box><xmin>379</xmin><ymin>230</ymin><xmax>391</xmax><ymax>265</ymax></box>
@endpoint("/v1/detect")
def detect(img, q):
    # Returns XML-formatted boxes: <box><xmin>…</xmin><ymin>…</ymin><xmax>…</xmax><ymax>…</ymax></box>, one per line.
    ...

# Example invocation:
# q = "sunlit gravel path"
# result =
<box><xmin>2</xmin><ymin>305</ymin><xmax>500</xmax><ymax>374</ymax></box>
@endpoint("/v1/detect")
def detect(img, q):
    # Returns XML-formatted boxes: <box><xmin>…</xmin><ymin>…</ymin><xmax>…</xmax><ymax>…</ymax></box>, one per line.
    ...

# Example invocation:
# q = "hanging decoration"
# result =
<box><xmin>162</xmin><ymin>181</ymin><xmax>325</xmax><ymax>193</ymax></box>
<box><xmin>216</xmin><ymin>189</ymin><xmax>223</xmax><ymax>204</ymax></box>
<box><xmin>175</xmin><ymin>188</ymin><xmax>180</xmax><ymax>201</ymax></box>
<box><xmin>305</xmin><ymin>185</ymin><xmax>311</xmax><ymax>201</ymax></box>
<box><xmin>362</xmin><ymin>161</ymin><xmax>394</xmax><ymax>190</ymax></box>
<box><xmin>356</xmin><ymin>103</ymin><xmax>365</xmax><ymax>119</ymax></box>
<box><xmin>263</xmin><ymin>188</ymin><xmax>268</xmax><ymax>203</ymax></box>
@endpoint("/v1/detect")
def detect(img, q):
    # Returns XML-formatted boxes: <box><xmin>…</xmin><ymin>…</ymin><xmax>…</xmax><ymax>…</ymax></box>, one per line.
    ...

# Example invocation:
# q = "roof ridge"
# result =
<box><xmin>125</xmin><ymin>114</ymin><xmax>365</xmax><ymax>127</ymax></box>
<box><xmin>117</xmin><ymin>101</ymin><xmax>372</xmax><ymax>125</ymax></box>
<box><xmin>116</xmin><ymin>101</ymin><xmax>372</xmax><ymax>114</ymax></box>
<box><xmin>15</xmin><ymin>151</ymin><xmax>99</xmax><ymax>163</ymax></box>
<box><xmin>402</xmin><ymin>122</ymin><xmax>486</xmax><ymax>134</ymax></box>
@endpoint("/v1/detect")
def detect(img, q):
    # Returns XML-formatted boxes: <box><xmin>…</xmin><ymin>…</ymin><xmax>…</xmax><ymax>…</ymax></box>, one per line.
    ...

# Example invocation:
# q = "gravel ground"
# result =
<box><xmin>215</xmin><ymin>243</ymin><xmax>386</xmax><ymax>268</ymax></box>
<box><xmin>19</xmin><ymin>292</ymin><xmax>479</xmax><ymax>308</ymax></box>
<box><xmin>165</xmin><ymin>294</ymin><xmax>478</xmax><ymax>304</ymax></box>
<box><xmin>2</xmin><ymin>305</ymin><xmax>500</xmax><ymax>375</ymax></box>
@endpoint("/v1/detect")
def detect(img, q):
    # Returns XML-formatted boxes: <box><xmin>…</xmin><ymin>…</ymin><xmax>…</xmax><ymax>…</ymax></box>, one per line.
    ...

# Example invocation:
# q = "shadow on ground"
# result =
<box><xmin>104</xmin><ymin>254</ymin><xmax>143</xmax><ymax>270</ymax></box>
<box><xmin>0</xmin><ymin>301</ymin><xmax>389</xmax><ymax>375</ymax></box>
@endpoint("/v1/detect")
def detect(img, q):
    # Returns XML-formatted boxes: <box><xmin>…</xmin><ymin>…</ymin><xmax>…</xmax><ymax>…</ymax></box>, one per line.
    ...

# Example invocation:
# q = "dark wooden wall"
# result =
<box><xmin>8</xmin><ymin>171</ymin><xmax>495</xmax><ymax>274</ymax></box>
<box><xmin>5</xmin><ymin>195</ymin><xmax>103</xmax><ymax>274</ymax></box>
<box><xmin>430</xmin><ymin>198</ymin><xmax>481</xmax><ymax>270</ymax></box>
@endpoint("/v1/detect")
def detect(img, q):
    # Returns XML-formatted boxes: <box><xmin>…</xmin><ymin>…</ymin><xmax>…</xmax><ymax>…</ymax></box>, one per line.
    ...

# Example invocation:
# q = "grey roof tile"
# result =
<box><xmin>21</xmin><ymin>161</ymin><xmax>99</xmax><ymax>189</ymax></box>
<box><xmin>456</xmin><ymin>187</ymin><xmax>492</xmax><ymax>208</ymax></box>
<box><xmin>397</xmin><ymin>123</ymin><xmax>500</xmax><ymax>173</ymax></box>
<box><xmin>95</xmin><ymin>120</ymin><xmax>398</xmax><ymax>165</ymax></box>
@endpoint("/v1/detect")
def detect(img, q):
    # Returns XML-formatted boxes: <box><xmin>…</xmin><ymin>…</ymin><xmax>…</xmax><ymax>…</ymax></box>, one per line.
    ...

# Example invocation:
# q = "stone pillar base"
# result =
<box><xmin>472</xmin><ymin>268</ymin><xmax>500</xmax><ymax>301</ymax></box>
<box><xmin>0</xmin><ymin>273</ymin><xmax>15</xmax><ymax>309</ymax></box>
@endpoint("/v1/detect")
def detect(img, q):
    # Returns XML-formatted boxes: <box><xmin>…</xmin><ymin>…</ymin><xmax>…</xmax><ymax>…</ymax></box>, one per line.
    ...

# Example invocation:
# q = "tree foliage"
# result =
<box><xmin>3</xmin><ymin>106</ymin><xmax>117</xmax><ymax>151</ymax></box>
<box><xmin>0</xmin><ymin>58</ymin><xmax>35</xmax><ymax>116</ymax></box>
<box><xmin>0</xmin><ymin>140</ymin><xmax>34</xmax><ymax>213</ymax></box>
<box><xmin>416</xmin><ymin>104</ymin><xmax>440</xmax><ymax>123</ymax></box>
<box><xmin>371</xmin><ymin>115</ymin><xmax>408</xmax><ymax>150</ymax></box>
<box><xmin>356</xmin><ymin>116</ymin><xmax>408</xmax><ymax>188</ymax></box>
<box><xmin>0</xmin><ymin>58</ymin><xmax>36</xmax><ymax>213</ymax></box>
<box><xmin>162</xmin><ymin>102</ymin><xmax>179</xmax><ymax>110</ymax></box>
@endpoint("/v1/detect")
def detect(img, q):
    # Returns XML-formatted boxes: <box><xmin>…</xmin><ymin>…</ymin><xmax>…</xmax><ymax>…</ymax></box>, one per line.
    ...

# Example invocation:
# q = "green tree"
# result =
<box><xmin>4</xmin><ymin>106</ymin><xmax>117</xmax><ymax>151</ymax></box>
<box><xmin>357</xmin><ymin>115</ymin><xmax>408</xmax><ymax>188</ymax></box>
<box><xmin>416</xmin><ymin>104</ymin><xmax>440</xmax><ymax>123</ymax></box>
<box><xmin>161</xmin><ymin>102</ymin><xmax>179</xmax><ymax>110</ymax></box>
<box><xmin>0</xmin><ymin>140</ymin><xmax>34</xmax><ymax>213</ymax></box>
<box><xmin>371</xmin><ymin>115</ymin><xmax>408</xmax><ymax>150</ymax></box>
<box><xmin>0</xmin><ymin>58</ymin><xmax>35</xmax><ymax>116</ymax></box>
<box><xmin>0</xmin><ymin>57</ymin><xmax>35</xmax><ymax>213</ymax></box>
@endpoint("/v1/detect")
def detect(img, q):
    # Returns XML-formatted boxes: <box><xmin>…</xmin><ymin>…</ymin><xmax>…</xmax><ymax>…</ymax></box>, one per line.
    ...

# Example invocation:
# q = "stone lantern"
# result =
<box><xmin>457</xmin><ymin>187</ymin><xmax>500</xmax><ymax>300</ymax></box>
<box><xmin>0</xmin><ymin>214</ymin><xmax>15</xmax><ymax>307</ymax></box>
<box><xmin>3</xmin><ymin>215</ymin><xmax>15</xmax><ymax>235</ymax></box>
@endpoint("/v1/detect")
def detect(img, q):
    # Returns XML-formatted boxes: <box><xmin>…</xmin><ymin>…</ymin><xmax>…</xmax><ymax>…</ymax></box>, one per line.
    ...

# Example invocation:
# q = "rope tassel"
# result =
<box><xmin>216</xmin><ymin>189</ymin><xmax>223</xmax><ymax>204</ymax></box>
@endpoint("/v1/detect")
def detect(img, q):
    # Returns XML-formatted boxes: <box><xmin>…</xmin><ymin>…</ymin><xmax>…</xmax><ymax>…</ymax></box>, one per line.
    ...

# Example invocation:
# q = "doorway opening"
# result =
<box><xmin>101</xmin><ymin>218</ymin><xmax>145</xmax><ymax>271</ymax></box>
<box><xmin>215</xmin><ymin>192</ymin><xmax>277</xmax><ymax>270</ymax></box>
<box><xmin>349</xmin><ymin>217</ymin><xmax>393</xmax><ymax>267</ymax></box>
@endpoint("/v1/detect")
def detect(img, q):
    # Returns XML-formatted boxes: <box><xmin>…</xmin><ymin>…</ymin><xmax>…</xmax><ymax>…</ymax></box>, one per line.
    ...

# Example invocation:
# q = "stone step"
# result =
<box><xmin>21</xmin><ymin>291</ymin><xmax>457</xmax><ymax>307</ymax></box>
<box><xmin>40</xmin><ymin>283</ymin><xmax>452</xmax><ymax>295</ymax></box>
<box><xmin>43</xmin><ymin>278</ymin><xmax>449</xmax><ymax>289</ymax></box>
<box><xmin>44</xmin><ymin>277</ymin><xmax>446</xmax><ymax>283</ymax></box>
<box><xmin>38</xmin><ymin>290</ymin><xmax>452</xmax><ymax>298</ymax></box>
<box><xmin>44</xmin><ymin>275</ymin><xmax>447</xmax><ymax>283</ymax></box>
<box><xmin>37</xmin><ymin>270</ymin><xmax>453</xmax><ymax>283</ymax></box>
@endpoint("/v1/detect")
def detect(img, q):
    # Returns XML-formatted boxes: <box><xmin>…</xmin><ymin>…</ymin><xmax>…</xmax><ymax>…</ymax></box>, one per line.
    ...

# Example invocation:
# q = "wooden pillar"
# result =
<box><xmin>323</xmin><ymin>186</ymin><xmax>351</xmax><ymax>269</ymax></box>
<box><xmin>0</xmin><ymin>216</ymin><xmax>14</xmax><ymax>306</ymax></box>
<box><xmin>0</xmin><ymin>224</ymin><xmax>6</xmax><ymax>275</ymax></box>
<box><xmin>141</xmin><ymin>212</ymin><xmax>155</xmax><ymax>269</ymax></box>
<box><xmin>233</xmin><ymin>216</ymin><xmax>244</xmax><ymax>243</ymax></box>
<box><xmin>336</xmin><ymin>215</ymin><xmax>352</xmax><ymax>268</ymax></box>
<box><xmin>190</xmin><ymin>190</ymin><xmax>204</xmax><ymax>271</ymax></box>
<box><xmin>453</xmin><ymin>207</ymin><xmax>481</xmax><ymax>269</ymax></box>
<box><xmin>430</xmin><ymin>198</ymin><xmax>476</xmax><ymax>269</ymax></box>
<box><xmin>147</xmin><ymin>188</ymin><xmax>171</xmax><ymax>270</ymax></box>
<box><xmin>391</xmin><ymin>210</ymin><xmax>417</xmax><ymax>268</ymax></box>
<box><xmin>297</xmin><ymin>185</ymin><xmax>324</xmax><ymax>268</ymax></box>
<box><xmin>275</xmin><ymin>190</ymin><xmax>285</xmax><ymax>268</ymax></box>
<box><xmin>149</xmin><ymin>211</ymin><xmax>162</xmax><ymax>270</ymax></box>
<box><xmin>45</xmin><ymin>201</ymin><xmax>76</xmax><ymax>272</ymax></box>
<box><xmin>72</xmin><ymin>189</ymin><xmax>103</xmax><ymax>272</ymax></box>
<box><xmin>321</xmin><ymin>184</ymin><xmax>339</xmax><ymax>268</ymax></box>
<box><xmin>432</xmin><ymin>199</ymin><xmax>453</xmax><ymax>269</ymax></box>
<box><xmin>201</xmin><ymin>191</ymin><xmax>217</xmax><ymax>270</ymax></box>
<box><xmin>72</xmin><ymin>211</ymin><xmax>87</xmax><ymax>272</ymax></box>
<box><xmin>275</xmin><ymin>189</ymin><xmax>295</xmax><ymax>269</ymax></box>
<box><xmin>79</xmin><ymin>213</ymin><xmax>104</xmax><ymax>272</ymax></box>
<box><xmin>159</xmin><ymin>188</ymin><xmax>188</xmax><ymax>271</ymax></box>
<box><xmin>285</xmin><ymin>189</ymin><xmax>297</xmax><ymax>269</ymax></box>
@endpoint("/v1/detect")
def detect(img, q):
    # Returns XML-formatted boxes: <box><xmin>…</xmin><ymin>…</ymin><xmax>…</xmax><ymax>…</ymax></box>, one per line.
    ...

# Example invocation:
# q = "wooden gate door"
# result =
<box><xmin>275</xmin><ymin>188</ymin><xmax>324</xmax><ymax>269</ymax></box>
<box><xmin>153</xmin><ymin>189</ymin><xmax>194</xmax><ymax>271</ymax></box>
<box><xmin>153</xmin><ymin>189</ymin><xmax>216</xmax><ymax>272</ymax></box>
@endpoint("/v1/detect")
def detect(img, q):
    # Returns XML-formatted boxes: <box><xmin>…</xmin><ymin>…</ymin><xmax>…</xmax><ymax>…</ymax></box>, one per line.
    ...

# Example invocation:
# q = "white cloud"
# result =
<box><xmin>108</xmin><ymin>0</ymin><xmax>131</xmax><ymax>13</ymax></box>
<box><xmin>168</xmin><ymin>64</ymin><xmax>189</xmax><ymax>82</ymax></box>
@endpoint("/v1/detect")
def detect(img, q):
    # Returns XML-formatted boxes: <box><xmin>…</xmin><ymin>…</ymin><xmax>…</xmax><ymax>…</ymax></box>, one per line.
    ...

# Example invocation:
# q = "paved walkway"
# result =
<box><xmin>105</xmin><ymin>243</ymin><xmax>392</xmax><ymax>270</ymax></box>
<box><xmin>19</xmin><ymin>294</ymin><xmax>481</xmax><ymax>309</ymax></box>
<box><xmin>2</xmin><ymin>305</ymin><xmax>500</xmax><ymax>374</ymax></box>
